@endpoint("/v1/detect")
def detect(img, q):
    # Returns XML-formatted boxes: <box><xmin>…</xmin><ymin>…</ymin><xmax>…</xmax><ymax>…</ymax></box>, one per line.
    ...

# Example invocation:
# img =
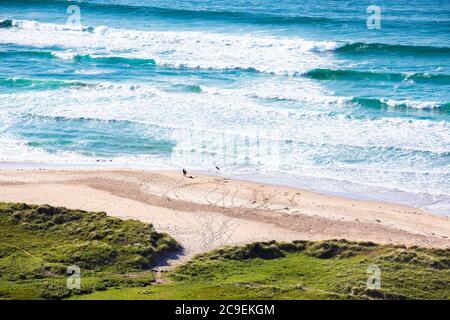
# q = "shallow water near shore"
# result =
<box><xmin>0</xmin><ymin>0</ymin><xmax>449</xmax><ymax>214</ymax></box>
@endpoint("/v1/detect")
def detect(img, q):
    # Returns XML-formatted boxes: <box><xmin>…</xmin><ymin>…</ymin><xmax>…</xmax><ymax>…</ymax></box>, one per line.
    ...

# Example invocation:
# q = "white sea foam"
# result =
<box><xmin>1</xmin><ymin>83</ymin><xmax>449</xmax><ymax>155</ymax></box>
<box><xmin>1</xmin><ymin>19</ymin><xmax>340</xmax><ymax>74</ymax></box>
<box><xmin>73</xmin><ymin>69</ymin><xmax>113</xmax><ymax>75</ymax></box>
<box><xmin>50</xmin><ymin>51</ymin><xmax>78</xmax><ymax>60</ymax></box>
<box><xmin>200</xmin><ymin>80</ymin><xmax>349</xmax><ymax>107</ymax></box>
<box><xmin>384</xmin><ymin>98</ymin><xmax>443</xmax><ymax>109</ymax></box>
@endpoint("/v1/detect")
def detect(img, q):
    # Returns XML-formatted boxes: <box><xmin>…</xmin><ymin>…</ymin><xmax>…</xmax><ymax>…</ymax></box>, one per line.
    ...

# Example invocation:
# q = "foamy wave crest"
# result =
<box><xmin>10</xmin><ymin>19</ymin><xmax>103</xmax><ymax>32</ymax></box>
<box><xmin>1</xmin><ymin>19</ymin><xmax>340</xmax><ymax>74</ymax></box>
<box><xmin>383</xmin><ymin>99</ymin><xmax>443</xmax><ymax>109</ymax></box>
<box><xmin>200</xmin><ymin>80</ymin><xmax>350</xmax><ymax>106</ymax></box>
<box><xmin>350</xmin><ymin>97</ymin><xmax>449</xmax><ymax>111</ymax></box>
<box><xmin>50</xmin><ymin>51</ymin><xmax>78</xmax><ymax>60</ymax></box>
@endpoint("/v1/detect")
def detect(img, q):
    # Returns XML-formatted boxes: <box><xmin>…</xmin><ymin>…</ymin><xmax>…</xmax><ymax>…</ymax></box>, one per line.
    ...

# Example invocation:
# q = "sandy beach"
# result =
<box><xmin>0</xmin><ymin>168</ymin><xmax>449</xmax><ymax>263</ymax></box>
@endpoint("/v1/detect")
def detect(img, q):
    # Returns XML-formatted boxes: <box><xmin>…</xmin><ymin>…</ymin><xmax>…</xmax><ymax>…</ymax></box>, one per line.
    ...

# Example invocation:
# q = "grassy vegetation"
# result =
<box><xmin>0</xmin><ymin>202</ymin><xmax>180</xmax><ymax>299</ymax></box>
<box><xmin>77</xmin><ymin>240</ymin><xmax>450</xmax><ymax>300</ymax></box>
<box><xmin>1</xmin><ymin>202</ymin><xmax>448</xmax><ymax>300</ymax></box>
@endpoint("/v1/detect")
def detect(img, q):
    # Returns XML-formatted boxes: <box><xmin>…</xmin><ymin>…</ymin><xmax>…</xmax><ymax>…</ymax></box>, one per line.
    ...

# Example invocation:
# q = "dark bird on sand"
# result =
<box><xmin>182</xmin><ymin>168</ymin><xmax>187</xmax><ymax>176</ymax></box>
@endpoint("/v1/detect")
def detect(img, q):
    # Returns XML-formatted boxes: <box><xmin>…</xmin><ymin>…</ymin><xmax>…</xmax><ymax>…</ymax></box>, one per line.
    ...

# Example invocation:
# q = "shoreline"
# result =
<box><xmin>0</xmin><ymin>161</ymin><xmax>448</xmax><ymax>216</ymax></box>
<box><xmin>0</xmin><ymin>167</ymin><xmax>449</xmax><ymax>262</ymax></box>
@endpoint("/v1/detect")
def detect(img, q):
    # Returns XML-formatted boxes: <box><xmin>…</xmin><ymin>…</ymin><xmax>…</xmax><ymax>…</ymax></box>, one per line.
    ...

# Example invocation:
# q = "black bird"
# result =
<box><xmin>215</xmin><ymin>166</ymin><xmax>220</xmax><ymax>171</ymax></box>
<box><xmin>182</xmin><ymin>168</ymin><xmax>187</xmax><ymax>176</ymax></box>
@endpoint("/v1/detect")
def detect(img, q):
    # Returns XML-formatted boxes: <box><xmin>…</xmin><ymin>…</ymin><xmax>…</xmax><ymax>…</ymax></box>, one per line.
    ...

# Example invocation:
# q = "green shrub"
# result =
<box><xmin>305</xmin><ymin>240</ymin><xmax>372</xmax><ymax>259</ymax></box>
<box><xmin>380</xmin><ymin>249</ymin><xmax>450</xmax><ymax>270</ymax></box>
<box><xmin>198</xmin><ymin>240</ymin><xmax>378</xmax><ymax>262</ymax></box>
<box><xmin>39</xmin><ymin>282</ymin><xmax>71</xmax><ymax>300</ymax></box>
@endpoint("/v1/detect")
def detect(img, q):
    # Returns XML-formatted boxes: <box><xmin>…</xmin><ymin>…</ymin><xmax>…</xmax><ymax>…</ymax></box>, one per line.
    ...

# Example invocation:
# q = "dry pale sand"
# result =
<box><xmin>0</xmin><ymin>168</ymin><xmax>449</xmax><ymax>264</ymax></box>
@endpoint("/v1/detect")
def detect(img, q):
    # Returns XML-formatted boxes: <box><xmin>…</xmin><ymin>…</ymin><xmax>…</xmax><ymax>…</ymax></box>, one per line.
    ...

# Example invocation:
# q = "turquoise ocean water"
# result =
<box><xmin>0</xmin><ymin>0</ymin><xmax>449</xmax><ymax>214</ymax></box>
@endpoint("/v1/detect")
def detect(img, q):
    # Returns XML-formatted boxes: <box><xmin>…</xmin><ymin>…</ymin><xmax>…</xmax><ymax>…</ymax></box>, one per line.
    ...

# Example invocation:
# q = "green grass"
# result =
<box><xmin>0</xmin><ymin>202</ymin><xmax>180</xmax><ymax>299</ymax></box>
<box><xmin>1</xmin><ymin>202</ymin><xmax>449</xmax><ymax>300</ymax></box>
<box><xmin>78</xmin><ymin>240</ymin><xmax>450</xmax><ymax>300</ymax></box>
